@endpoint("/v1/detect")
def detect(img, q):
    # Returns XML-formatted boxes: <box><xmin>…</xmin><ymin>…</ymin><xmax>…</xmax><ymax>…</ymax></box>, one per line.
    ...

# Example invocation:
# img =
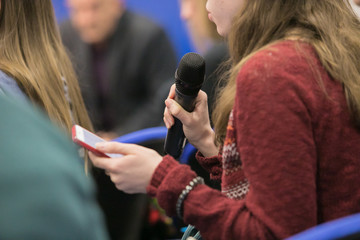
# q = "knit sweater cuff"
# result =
<box><xmin>146</xmin><ymin>155</ymin><xmax>178</xmax><ymax>197</ymax></box>
<box><xmin>146</xmin><ymin>155</ymin><xmax>197</xmax><ymax>216</ymax></box>
<box><xmin>196</xmin><ymin>151</ymin><xmax>222</xmax><ymax>180</ymax></box>
<box><xmin>196</xmin><ymin>151</ymin><xmax>219</xmax><ymax>162</ymax></box>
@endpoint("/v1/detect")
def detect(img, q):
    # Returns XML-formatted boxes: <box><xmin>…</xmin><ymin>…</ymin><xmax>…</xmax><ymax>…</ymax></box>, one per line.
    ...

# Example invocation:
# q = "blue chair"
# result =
<box><xmin>113</xmin><ymin>126</ymin><xmax>197</xmax><ymax>164</ymax></box>
<box><xmin>286</xmin><ymin>213</ymin><xmax>360</xmax><ymax>240</ymax></box>
<box><xmin>114</xmin><ymin>126</ymin><xmax>167</xmax><ymax>144</ymax></box>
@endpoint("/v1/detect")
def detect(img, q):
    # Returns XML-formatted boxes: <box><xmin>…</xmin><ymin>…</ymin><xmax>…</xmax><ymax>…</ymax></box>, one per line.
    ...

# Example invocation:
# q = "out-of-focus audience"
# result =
<box><xmin>61</xmin><ymin>0</ymin><xmax>177</xmax><ymax>138</ymax></box>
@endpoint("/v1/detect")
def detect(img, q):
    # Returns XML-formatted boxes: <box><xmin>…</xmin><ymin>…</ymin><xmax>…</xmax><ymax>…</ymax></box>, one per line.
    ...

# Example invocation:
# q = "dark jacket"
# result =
<box><xmin>60</xmin><ymin>11</ymin><xmax>177</xmax><ymax>135</ymax></box>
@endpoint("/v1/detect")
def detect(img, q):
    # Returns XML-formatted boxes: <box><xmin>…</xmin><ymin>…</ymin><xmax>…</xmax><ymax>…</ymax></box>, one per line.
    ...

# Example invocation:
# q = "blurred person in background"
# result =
<box><xmin>179</xmin><ymin>0</ymin><xmax>223</xmax><ymax>55</ymax></box>
<box><xmin>61</xmin><ymin>0</ymin><xmax>177</xmax><ymax>138</ymax></box>
<box><xmin>60</xmin><ymin>0</ymin><xmax>177</xmax><ymax>239</ymax></box>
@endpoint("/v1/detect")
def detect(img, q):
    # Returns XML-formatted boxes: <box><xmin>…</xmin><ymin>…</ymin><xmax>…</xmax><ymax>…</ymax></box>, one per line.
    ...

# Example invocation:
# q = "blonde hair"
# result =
<box><xmin>0</xmin><ymin>0</ymin><xmax>93</xmax><ymax>168</ymax></box>
<box><xmin>212</xmin><ymin>0</ymin><xmax>360</xmax><ymax>145</ymax></box>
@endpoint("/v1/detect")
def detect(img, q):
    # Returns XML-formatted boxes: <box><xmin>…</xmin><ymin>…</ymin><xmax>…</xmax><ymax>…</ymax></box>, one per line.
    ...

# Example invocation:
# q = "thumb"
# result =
<box><xmin>96</xmin><ymin>142</ymin><xmax>139</xmax><ymax>155</ymax></box>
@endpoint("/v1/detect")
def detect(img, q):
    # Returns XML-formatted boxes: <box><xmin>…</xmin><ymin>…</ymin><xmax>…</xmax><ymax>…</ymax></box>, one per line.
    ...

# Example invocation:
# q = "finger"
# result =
<box><xmin>165</xmin><ymin>98</ymin><xmax>191</xmax><ymax>125</ymax></box>
<box><xmin>89</xmin><ymin>152</ymin><xmax>113</xmax><ymax>170</ymax></box>
<box><xmin>163</xmin><ymin>105</ymin><xmax>174</xmax><ymax>128</ymax></box>
<box><xmin>163</xmin><ymin>116</ymin><xmax>170</xmax><ymax>129</ymax></box>
<box><xmin>168</xmin><ymin>84</ymin><xmax>176</xmax><ymax>99</ymax></box>
<box><xmin>192</xmin><ymin>90</ymin><xmax>208</xmax><ymax>110</ymax></box>
<box><xmin>95</xmin><ymin>141</ymin><xmax>141</xmax><ymax>155</ymax></box>
<box><xmin>198</xmin><ymin>90</ymin><xmax>208</xmax><ymax>103</ymax></box>
<box><xmin>115</xmin><ymin>183</ymin><xmax>125</xmax><ymax>192</ymax></box>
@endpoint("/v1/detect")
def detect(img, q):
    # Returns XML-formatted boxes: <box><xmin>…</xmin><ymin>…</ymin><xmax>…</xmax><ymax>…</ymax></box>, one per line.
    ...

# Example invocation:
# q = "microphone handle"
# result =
<box><xmin>164</xmin><ymin>117</ymin><xmax>185</xmax><ymax>159</ymax></box>
<box><xmin>164</xmin><ymin>89</ymin><xmax>197</xmax><ymax>158</ymax></box>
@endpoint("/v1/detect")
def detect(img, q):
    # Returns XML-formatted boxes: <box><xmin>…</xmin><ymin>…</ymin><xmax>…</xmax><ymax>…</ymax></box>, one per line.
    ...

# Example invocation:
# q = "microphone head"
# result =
<box><xmin>176</xmin><ymin>52</ymin><xmax>205</xmax><ymax>96</ymax></box>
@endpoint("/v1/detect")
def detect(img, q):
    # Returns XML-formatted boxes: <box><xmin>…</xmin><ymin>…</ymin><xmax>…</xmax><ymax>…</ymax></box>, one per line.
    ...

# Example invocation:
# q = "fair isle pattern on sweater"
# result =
<box><xmin>221</xmin><ymin>110</ymin><xmax>249</xmax><ymax>200</ymax></box>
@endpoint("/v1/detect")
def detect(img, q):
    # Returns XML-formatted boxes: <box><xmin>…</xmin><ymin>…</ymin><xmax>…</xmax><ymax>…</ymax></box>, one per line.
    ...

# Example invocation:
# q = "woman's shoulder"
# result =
<box><xmin>245</xmin><ymin>40</ymin><xmax>315</xmax><ymax>70</ymax></box>
<box><xmin>239</xmin><ymin>40</ymin><xmax>319</xmax><ymax>83</ymax></box>
<box><xmin>0</xmin><ymin>70</ymin><xmax>19</xmax><ymax>91</ymax></box>
<box><xmin>236</xmin><ymin>40</ymin><xmax>326</xmax><ymax>103</ymax></box>
<box><xmin>0</xmin><ymin>70</ymin><xmax>29</xmax><ymax>102</ymax></box>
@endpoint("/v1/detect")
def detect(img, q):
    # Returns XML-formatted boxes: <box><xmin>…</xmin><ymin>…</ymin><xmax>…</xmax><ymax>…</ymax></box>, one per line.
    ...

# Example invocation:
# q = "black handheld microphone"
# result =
<box><xmin>164</xmin><ymin>52</ymin><xmax>206</xmax><ymax>158</ymax></box>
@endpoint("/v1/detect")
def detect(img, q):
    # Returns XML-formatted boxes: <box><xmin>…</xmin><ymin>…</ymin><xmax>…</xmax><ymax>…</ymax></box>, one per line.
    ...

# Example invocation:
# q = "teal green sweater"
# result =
<box><xmin>0</xmin><ymin>95</ymin><xmax>109</xmax><ymax>240</ymax></box>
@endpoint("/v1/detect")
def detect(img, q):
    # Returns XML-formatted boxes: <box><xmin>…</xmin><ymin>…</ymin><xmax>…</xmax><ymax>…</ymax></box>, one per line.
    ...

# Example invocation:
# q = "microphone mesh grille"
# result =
<box><xmin>177</xmin><ymin>52</ymin><xmax>205</xmax><ymax>87</ymax></box>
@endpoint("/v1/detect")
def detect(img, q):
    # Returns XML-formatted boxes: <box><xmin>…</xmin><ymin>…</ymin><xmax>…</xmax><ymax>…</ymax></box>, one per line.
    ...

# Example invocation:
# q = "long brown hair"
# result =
<box><xmin>0</xmin><ymin>0</ymin><xmax>92</xmax><ymax>132</ymax></box>
<box><xmin>0</xmin><ymin>0</ymin><xmax>93</xmax><ymax>169</ymax></box>
<box><xmin>212</xmin><ymin>0</ymin><xmax>360</xmax><ymax>145</ymax></box>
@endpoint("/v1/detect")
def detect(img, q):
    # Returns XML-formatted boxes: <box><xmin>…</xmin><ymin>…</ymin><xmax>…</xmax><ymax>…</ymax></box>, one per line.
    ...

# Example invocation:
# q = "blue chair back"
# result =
<box><xmin>113</xmin><ymin>126</ymin><xmax>197</xmax><ymax>164</ymax></box>
<box><xmin>286</xmin><ymin>213</ymin><xmax>360</xmax><ymax>240</ymax></box>
<box><xmin>114</xmin><ymin>126</ymin><xmax>167</xmax><ymax>144</ymax></box>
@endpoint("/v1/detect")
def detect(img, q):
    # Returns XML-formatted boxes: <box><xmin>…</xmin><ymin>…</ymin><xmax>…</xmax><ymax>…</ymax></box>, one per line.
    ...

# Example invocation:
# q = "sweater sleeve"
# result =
<box><xmin>195</xmin><ymin>151</ymin><xmax>223</xmax><ymax>181</ymax></box>
<box><xmin>147</xmin><ymin>42</ymin><xmax>320</xmax><ymax>240</ymax></box>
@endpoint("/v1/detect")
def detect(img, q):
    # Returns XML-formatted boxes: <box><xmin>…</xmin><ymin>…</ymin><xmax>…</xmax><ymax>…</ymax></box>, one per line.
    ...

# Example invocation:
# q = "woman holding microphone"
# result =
<box><xmin>90</xmin><ymin>0</ymin><xmax>360</xmax><ymax>239</ymax></box>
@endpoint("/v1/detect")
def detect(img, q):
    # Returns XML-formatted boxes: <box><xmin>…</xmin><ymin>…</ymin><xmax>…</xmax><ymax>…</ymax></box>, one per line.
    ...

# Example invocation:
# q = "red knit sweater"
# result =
<box><xmin>147</xmin><ymin>41</ymin><xmax>360</xmax><ymax>239</ymax></box>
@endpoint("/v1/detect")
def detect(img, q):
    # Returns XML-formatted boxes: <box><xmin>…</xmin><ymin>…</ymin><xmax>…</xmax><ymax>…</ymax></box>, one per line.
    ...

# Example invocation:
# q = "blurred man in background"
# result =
<box><xmin>61</xmin><ymin>0</ymin><xmax>177</xmax><ymax>138</ymax></box>
<box><xmin>60</xmin><ymin>0</ymin><xmax>177</xmax><ymax>239</ymax></box>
